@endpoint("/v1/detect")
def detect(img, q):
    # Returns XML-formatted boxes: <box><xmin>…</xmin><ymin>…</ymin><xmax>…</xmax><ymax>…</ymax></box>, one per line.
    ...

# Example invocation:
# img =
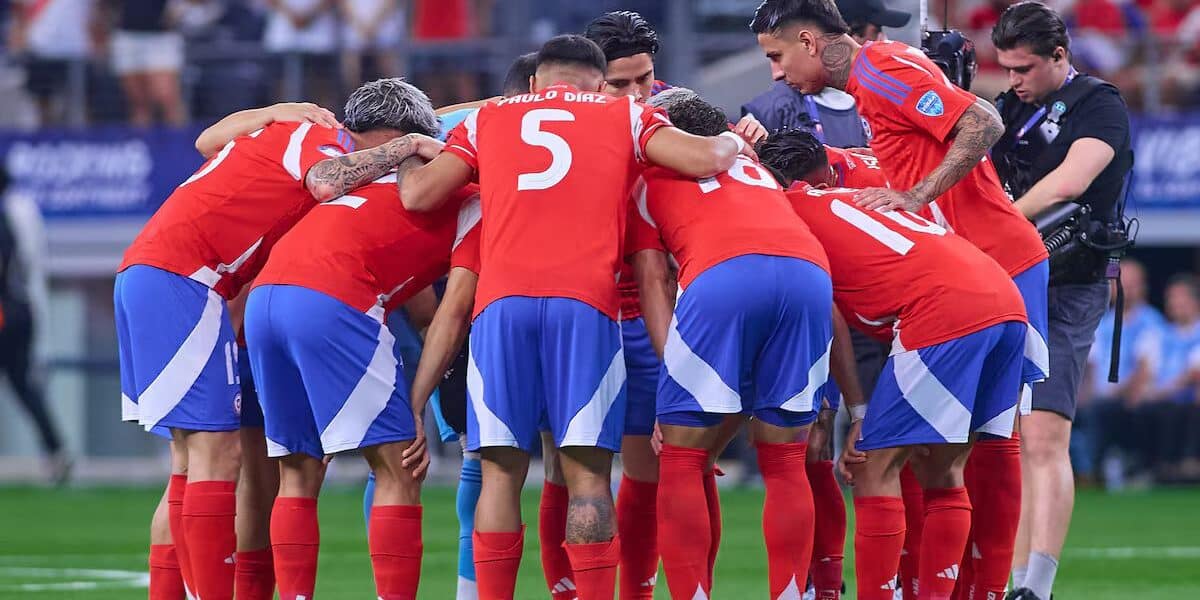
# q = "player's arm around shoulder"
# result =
<box><xmin>643</xmin><ymin>126</ymin><xmax>749</xmax><ymax>179</ymax></box>
<box><xmin>307</xmin><ymin>133</ymin><xmax>443</xmax><ymax>203</ymax></box>
<box><xmin>195</xmin><ymin>102</ymin><xmax>339</xmax><ymax>158</ymax></box>
<box><xmin>399</xmin><ymin>151</ymin><xmax>475</xmax><ymax>212</ymax></box>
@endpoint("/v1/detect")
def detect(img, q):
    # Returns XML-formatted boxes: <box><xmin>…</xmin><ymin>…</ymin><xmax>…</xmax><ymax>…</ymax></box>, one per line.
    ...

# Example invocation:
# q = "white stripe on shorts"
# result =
<box><xmin>466</xmin><ymin>346</ymin><xmax>518</xmax><ymax>448</ymax></box>
<box><xmin>663</xmin><ymin>316</ymin><xmax>741</xmax><ymax>413</ymax></box>
<box><xmin>121</xmin><ymin>393</ymin><xmax>138</xmax><ymax>422</ymax></box>
<box><xmin>137</xmin><ymin>289</ymin><xmax>226</xmax><ymax>431</ymax></box>
<box><xmin>780</xmin><ymin>338</ymin><xmax>832</xmax><ymax>413</ymax></box>
<box><xmin>561</xmin><ymin>348</ymin><xmax>627</xmax><ymax>447</ymax></box>
<box><xmin>892</xmin><ymin>350</ymin><xmax>972</xmax><ymax>442</ymax></box>
<box><xmin>265</xmin><ymin>435</ymin><xmax>291</xmax><ymax>458</ymax></box>
<box><xmin>1025</xmin><ymin>326</ymin><xmax>1050</xmax><ymax>380</ymax></box>
<box><xmin>320</xmin><ymin>321</ymin><xmax>398</xmax><ymax>453</ymax></box>
<box><xmin>976</xmin><ymin>401</ymin><xmax>1019</xmax><ymax>438</ymax></box>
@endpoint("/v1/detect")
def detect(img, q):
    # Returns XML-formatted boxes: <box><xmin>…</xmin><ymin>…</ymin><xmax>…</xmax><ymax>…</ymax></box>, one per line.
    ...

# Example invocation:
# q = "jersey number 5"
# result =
<box><xmin>518</xmin><ymin>109</ymin><xmax>575</xmax><ymax>191</ymax></box>
<box><xmin>829</xmin><ymin>199</ymin><xmax>946</xmax><ymax>255</ymax></box>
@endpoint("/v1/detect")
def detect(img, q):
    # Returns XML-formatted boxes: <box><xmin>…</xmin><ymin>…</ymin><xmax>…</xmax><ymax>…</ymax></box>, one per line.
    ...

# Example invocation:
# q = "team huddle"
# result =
<box><xmin>115</xmin><ymin>1</ymin><xmax>1055</xmax><ymax>599</ymax></box>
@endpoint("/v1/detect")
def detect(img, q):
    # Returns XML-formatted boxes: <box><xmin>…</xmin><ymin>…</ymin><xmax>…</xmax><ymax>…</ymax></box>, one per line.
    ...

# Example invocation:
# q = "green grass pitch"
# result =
<box><xmin>0</xmin><ymin>484</ymin><xmax>1197</xmax><ymax>598</ymax></box>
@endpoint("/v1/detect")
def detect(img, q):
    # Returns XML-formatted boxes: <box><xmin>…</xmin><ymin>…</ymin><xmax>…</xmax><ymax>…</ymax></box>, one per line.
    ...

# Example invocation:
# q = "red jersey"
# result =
<box><xmin>826</xmin><ymin>146</ymin><xmax>888</xmax><ymax>188</ymax></box>
<box><xmin>785</xmin><ymin>184</ymin><xmax>1026</xmax><ymax>351</ymax></box>
<box><xmin>846</xmin><ymin>41</ymin><xmax>1047</xmax><ymax>277</ymax></box>
<box><xmin>443</xmin><ymin>84</ymin><xmax>672</xmax><ymax>319</ymax></box>
<box><xmin>627</xmin><ymin>157</ymin><xmax>829</xmax><ymax>290</ymax></box>
<box><xmin>255</xmin><ymin>176</ymin><xmax>479</xmax><ymax>315</ymax></box>
<box><xmin>451</xmin><ymin>222</ymin><xmax>482</xmax><ymax>275</ymax></box>
<box><xmin>120</xmin><ymin>122</ymin><xmax>354</xmax><ymax>299</ymax></box>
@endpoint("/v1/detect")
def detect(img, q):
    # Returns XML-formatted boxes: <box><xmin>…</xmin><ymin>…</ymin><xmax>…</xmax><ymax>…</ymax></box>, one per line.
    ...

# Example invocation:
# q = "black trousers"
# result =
<box><xmin>0</xmin><ymin>300</ymin><xmax>61</xmax><ymax>455</ymax></box>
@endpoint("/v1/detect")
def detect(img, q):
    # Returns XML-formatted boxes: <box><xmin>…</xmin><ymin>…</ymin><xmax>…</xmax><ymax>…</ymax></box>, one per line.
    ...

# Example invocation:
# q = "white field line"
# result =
<box><xmin>1068</xmin><ymin>546</ymin><xmax>1200</xmax><ymax>559</ymax></box>
<box><xmin>0</xmin><ymin>566</ymin><xmax>149</xmax><ymax>592</ymax></box>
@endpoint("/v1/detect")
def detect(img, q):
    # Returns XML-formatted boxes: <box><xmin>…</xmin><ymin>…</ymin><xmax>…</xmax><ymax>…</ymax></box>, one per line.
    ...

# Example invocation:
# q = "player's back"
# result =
<box><xmin>785</xmin><ymin>184</ymin><xmax>1026</xmax><ymax>351</ymax></box>
<box><xmin>121</xmin><ymin>121</ymin><xmax>352</xmax><ymax>298</ymax></box>
<box><xmin>447</xmin><ymin>84</ymin><xmax>670</xmax><ymax>319</ymax></box>
<box><xmin>633</xmin><ymin>157</ymin><xmax>829</xmax><ymax>289</ymax></box>
<box><xmin>826</xmin><ymin>146</ymin><xmax>888</xmax><ymax>188</ymax></box>
<box><xmin>847</xmin><ymin>40</ymin><xmax>1046</xmax><ymax>276</ymax></box>
<box><xmin>255</xmin><ymin>176</ymin><xmax>478</xmax><ymax>315</ymax></box>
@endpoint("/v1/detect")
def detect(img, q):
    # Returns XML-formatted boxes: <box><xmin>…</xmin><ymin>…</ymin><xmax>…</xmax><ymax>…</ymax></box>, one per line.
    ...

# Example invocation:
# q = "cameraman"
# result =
<box><xmin>990</xmin><ymin>3</ymin><xmax>1133</xmax><ymax>600</ymax></box>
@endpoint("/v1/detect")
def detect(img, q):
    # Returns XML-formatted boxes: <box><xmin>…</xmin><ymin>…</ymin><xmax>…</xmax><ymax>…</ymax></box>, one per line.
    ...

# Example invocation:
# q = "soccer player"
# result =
<box><xmin>244</xmin><ymin>80</ymin><xmax>471</xmax><ymax>600</ymax></box>
<box><xmin>630</xmin><ymin>88</ymin><xmax>843</xmax><ymax>600</ymax></box>
<box><xmin>758</xmin><ymin>130</ymin><xmax>886</xmax><ymax>190</ymax></box>
<box><xmin>752</xmin><ymin>2</ymin><xmax>1050</xmax><ymax>598</ymax></box>
<box><xmin>116</xmin><ymin>80</ymin><xmax>440</xmax><ymax>600</ymax></box>
<box><xmin>400</xmin><ymin>35</ymin><xmax>749</xmax><ymax>600</ymax></box>
<box><xmin>759</xmin><ymin>128</ymin><xmax>1029</xmax><ymax>600</ymax></box>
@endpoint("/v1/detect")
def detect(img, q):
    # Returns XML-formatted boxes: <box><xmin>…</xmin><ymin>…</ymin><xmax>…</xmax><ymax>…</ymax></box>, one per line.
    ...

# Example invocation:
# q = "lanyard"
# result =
<box><xmin>1013</xmin><ymin>68</ymin><xmax>1077</xmax><ymax>142</ymax></box>
<box><xmin>805</xmin><ymin>95</ymin><xmax>825</xmax><ymax>143</ymax></box>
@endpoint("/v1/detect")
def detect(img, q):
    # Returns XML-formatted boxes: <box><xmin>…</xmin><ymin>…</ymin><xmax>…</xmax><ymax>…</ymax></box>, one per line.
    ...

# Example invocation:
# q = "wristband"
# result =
<box><xmin>718</xmin><ymin>130</ymin><xmax>747</xmax><ymax>154</ymax></box>
<box><xmin>849</xmin><ymin>404</ymin><xmax>867</xmax><ymax>422</ymax></box>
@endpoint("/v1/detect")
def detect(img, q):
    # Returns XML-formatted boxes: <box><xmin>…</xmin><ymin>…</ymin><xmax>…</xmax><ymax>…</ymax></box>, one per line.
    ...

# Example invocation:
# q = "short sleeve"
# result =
<box><xmin>856</xmin><ymin>47</ymin><xmax>977</xmax><ymax>143</ymax></box>
<box><xmin>1070</xmin><ymin>87</ymin><xmax>1130</xmax><ymax>153</ymax></box>
<box><xmin>443</xmin><ymin>108</ymin><xmax>481</xmax><ymax>171</ymax></box>
<box><xmin>629</xmin><ymin>98</ymin><xmax>674</xmax><ymax>164</ymax></box>
<box><xmin>451</xmin><ymin>193</ymin><xmax>481</xmax><ymax>274</ymax></box>
<box><xmin>625</xmin><ymin>178</ymin><xmax>665</xmax><ymax>256</ymax></box>
<box><xmin>290</xmin><ymin>124</ymin><xmax>354</xmax><ymax>182</ymax></box>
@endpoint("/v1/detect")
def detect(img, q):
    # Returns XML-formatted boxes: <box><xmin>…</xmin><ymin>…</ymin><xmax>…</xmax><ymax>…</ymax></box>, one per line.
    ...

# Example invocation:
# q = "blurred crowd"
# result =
<box><xmin>1075</xmin><ymin>259</ymin><xmax>1200</xmax><ymax>489</ymax></box>
<box><xmin>3</xmin><ymin>0</ymin><xmax>1200</xmax><ymax>130</ymax></box>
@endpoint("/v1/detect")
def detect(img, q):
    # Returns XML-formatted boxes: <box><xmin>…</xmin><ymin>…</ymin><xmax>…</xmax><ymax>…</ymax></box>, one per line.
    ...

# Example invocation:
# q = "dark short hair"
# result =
<box><xmin>750</xmin><ymin>0</ymin><xmax>850</xmax><ymax>36</ymax></box>
<box><xmin>536</xmin><ymin>35</ymin><xmax>608</xmax><ymax>76</ymax></box>
<box><xmin>502</xmin><ymin>52</ymin><xmax>538</xmax><ymax>96</ymax></box>
<box><xmin>584</xmin><ymin>11</ymin><xmax>660</xmax><ymax>62</ymax></box>
<box><xmin>646</xmin><ymin>88</ymin><xmax>728</xmax><ymax>138</ymax></box>
<box><xmin>756</xmin><ymin>129</ymin><xmax>827</xmax><ymax>184</ymax></box>
<box><xmin>992</xmin><ymin>1</ymin><xmax>1070</xmax><ymax>58</ymax></box>
<box><xmin>1168</xmin><ymin>273</ymin><xmax>1200</xmax><ymax>303</ymax></box>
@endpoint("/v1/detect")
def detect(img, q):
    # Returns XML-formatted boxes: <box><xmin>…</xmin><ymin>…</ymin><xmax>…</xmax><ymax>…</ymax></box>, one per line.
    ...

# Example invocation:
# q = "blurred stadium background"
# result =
<box><xmin>0</xmin><ymin>0</ymin><xmax>1199</xmax><ymax>597</ymax></box>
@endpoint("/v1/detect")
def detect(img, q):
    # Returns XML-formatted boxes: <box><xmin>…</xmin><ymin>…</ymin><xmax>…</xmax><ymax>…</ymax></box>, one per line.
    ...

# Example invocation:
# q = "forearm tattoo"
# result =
<box><xmin>307</xmin><ymin>133</ymin><xmax>417</xmax><ymax>199</ymax></box>
<box><xmin>566</xmin><ymin>495</ymin><xmax>615</xmax><ymax>544</ymax></box>
<box><xmin>822</xmin><ymin>35</ymin><xmax>855</xmax><ymax>90</ymax></box>
<box><xmin>911</xmin><ymin>102</ymin><xmax>1004</xmax><ymax>203</ymax></box>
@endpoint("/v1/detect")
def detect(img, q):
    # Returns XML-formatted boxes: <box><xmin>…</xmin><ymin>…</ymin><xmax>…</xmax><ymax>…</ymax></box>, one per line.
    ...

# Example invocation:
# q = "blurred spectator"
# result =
<box><xmin>337</xmin><ymin>0</ymin><xmax>405</xmax><ymax>92</ymax></box>
<box><xmin>1144</xmin><ymin>275</ymin><xmax>1200</xmax><ymax>479</ymax></box>
<box><xmin>411</xmin><ymin>0</ymin><xmax>481</xmax><ymax>105</ymax></box>
<box><xmin>1080</xmin><ymin>260</ymin><xmax>1166</xmax><ymax>488</ymax></box>
<box><xmin>108</xmin><ymin>0</ymin><xmax>187</xmax><ymax>127</ymax></box>
<box><xmin>6</xmin><ymin>0</ymin><xmax>100</xmax><ymax>126</ymax></box>
<box><xmin>262</xmin><ymin>0</ymin><xmax>340</xmax><ymax>109</ymax></box>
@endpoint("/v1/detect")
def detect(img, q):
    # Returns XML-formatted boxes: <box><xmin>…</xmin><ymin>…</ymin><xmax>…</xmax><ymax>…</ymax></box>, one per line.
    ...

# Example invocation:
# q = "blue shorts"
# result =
<box><xmin>238</xmin><ymin>353</ymin><xmax>264</xmax><ymax>429</ymax></box>
<box><xmin>1014</xmin><ymin>260</ymin><xmax>1050</xmax><ymax>399</ymax></box>
<box><xmin>466</xmin><ymin>297</ymin><xmax>626</xmax><ymax>453</ymax></box>
<box><xmin>622</xmin><ymin>317</ymin><xmax>658</xmax><ymax>436</ymax></box>
<box><xmin>858</xmin><ymin>320</ymin><xmax>1026</xmax><ymax>451</ymax></box>
<box><xmin>115</xmin><ymin>265</ymin><xmax>240</xmax><ymax>435</ymax></box>
<box><xmin>657</xmin><ymin>255</ymin><xmax>833</xmax><ymax>429</ymax></box>
<box><xmin>245</xmin><ymin>285</ymin><xmax>416</xmax><ymax>459</ymax></box>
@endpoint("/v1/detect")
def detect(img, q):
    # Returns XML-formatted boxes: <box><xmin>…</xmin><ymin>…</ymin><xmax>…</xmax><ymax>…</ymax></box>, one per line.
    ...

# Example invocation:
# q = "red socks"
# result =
<box><xmin>270</xmin><ymin>496</ymin><xmax>320</xmax><ymax>600</ymax></box>
<box><xmin>369</xmin><ymin>504</ymin><xmax>423</xmax><ymax>600</ymax></box>
<box><xmin>918</xmin><ymin>487</ymin><xmax>972</xmax><ymax>600</ymax></box>
<box><xmin>166</xmin><ymin>474</ymin><xmax>196</xmax><ymax>598</ymax></box>
<box><xmin>962</xmin><ymin>437</ymin><xmax>1022</xmax><ymax>600</ymax></box>
<box><xmin>234</xmin><ymin>548</ymin><xmax>275</xmax><ymax>600</ymax></box>
<box><xmin>758</xmin><ymin>443</ymin><xmax>815</xmax><ymax>599</ymax></box>
<box><xmin>474</xmin><ymin>528</ymin><xmax>524</xmax><ymax>600</ymax></box>
<box><xmin>806</xmin><ymin>460</ymin><xmax>846</xmax><ymax>599</ymax></box>
<box><xmin>565</xmin><ymin>537</ymin><xmax>622</xmax><ymax>600</ymax></box>
<box><xmin>702</xmin><ymin>465</ymin><xmax>722</xmax><ymax>589</ymax></box>
<box><xmin>900</xmin><ymin>465</ymin><xmax>925</xmax><ymax>600</ymax></box>
<box><xmin>617</xmin><ymin>475</ymin><xmax>659</xmax><ymax>599</ymax></box>
<box><xmin>658</xmin><ymin>444</ymin><xmax>712</xmax><ymax>599</ymax></box>
<box><xmin>149</xmin><ymin>544</ymin><xmax>185</xmax><ymax>600</ymax></box>
<box><xmin>854</xmin><ymin>496</ymin><xmax>906</xmax><ymax>600</ymax></box>
<box><xmin>182</xmin><ymin>480</ymin><xmax>237</xmax><ymax>600</ymax></box>
<box><xmin>539</xmin><ymin>482</ymin><xmax>576</xmax><ymax>599</ymax></box>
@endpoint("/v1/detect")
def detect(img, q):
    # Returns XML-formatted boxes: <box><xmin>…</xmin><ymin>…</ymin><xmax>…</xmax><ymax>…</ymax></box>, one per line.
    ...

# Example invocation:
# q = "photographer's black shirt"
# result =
<box><xmin>995</xmin><ymin>75</ymin><xmax>1133</xmax><ymax>223</ymax></box>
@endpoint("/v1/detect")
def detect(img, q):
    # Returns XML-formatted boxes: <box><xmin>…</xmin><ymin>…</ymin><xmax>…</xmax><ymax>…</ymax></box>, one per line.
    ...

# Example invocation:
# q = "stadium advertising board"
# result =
<box><xmin>1130</xmin><ymin>113</ymin><xmax>1200</xmax><ymax>209</ymax></box>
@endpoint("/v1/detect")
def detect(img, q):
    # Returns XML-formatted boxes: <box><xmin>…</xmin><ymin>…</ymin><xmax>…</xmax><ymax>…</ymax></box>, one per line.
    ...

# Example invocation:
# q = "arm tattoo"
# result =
<box><xmin>910</xmin><ymin>101</ymin><xmax>1004</xmax><ymax>204</ymax></box>
<box><xmin>306</xmin><ymin>133</ymin><xmax>417</xmax><ymax>200</ymax></box>
<box><xmin>821</xmin><ymin>35</ymin><xmax>855</xmax><ymax>90</ymax></box>
<box><xmin>565</xmin><ymin>495</ymin><xmax>615</xmax><ymax>544</ymax></box>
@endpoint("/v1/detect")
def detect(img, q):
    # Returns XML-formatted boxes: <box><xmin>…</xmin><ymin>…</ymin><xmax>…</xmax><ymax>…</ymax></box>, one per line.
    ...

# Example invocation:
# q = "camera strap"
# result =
<box><xmin>1013</xmin><ymin>68</ymin><xmax>1077</xmax><ymax>143</ymax></box>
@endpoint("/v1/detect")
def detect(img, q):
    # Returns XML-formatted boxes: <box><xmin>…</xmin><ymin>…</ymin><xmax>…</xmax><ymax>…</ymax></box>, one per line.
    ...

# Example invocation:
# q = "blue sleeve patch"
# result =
<box><xmin>916</xmin><ymin>90</ymin><xmax>945</xmax><ymax>117</ymax></box>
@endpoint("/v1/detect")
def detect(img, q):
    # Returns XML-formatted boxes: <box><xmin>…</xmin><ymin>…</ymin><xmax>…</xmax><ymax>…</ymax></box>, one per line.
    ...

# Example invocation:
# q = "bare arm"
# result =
<box><xmin>400</xmin><ymin>152</ymin><xmax>475</xmax><ymax>212</ymax></box>
<box><xmin>643</xmin><ymin>128</ymin><xmax>744</xmax><ymax>179</ymax></box>
<box><xmin>195</xmin><ymin>103</ymin><xmax>339</xmax><ymax>158</ymax></box>
<box><xmin>632</xmin><ymin>249</ymin><xmax>675</xmax><ymax>358</ymax></box>
<box><xmin>1014</xmin><ymin>138</ymin><xmax>1116</xmax><ymax>218</ymax></box>
<box><xmin>306</xmin><ymin>133</ymin><xmax>442</xmax><ymax>202</ymax></box>
<box><xmin>402</xmin><ymin>285</ymin><xmax>439</xmax><ymax>336</ymax></box>
<box><xmin>409</xmin><ymin>268</ymin><xmax>478</xmax><ymax>419</ymax></box>
<box><xmin>829</xmin><ymin>308</ymin><xmax>865</xmax><ymax>411</ymax></box>
<box><xmin>910</xmin><ymin>99</ymin><xmax>1004</xmax><ymax>204</ymax></box>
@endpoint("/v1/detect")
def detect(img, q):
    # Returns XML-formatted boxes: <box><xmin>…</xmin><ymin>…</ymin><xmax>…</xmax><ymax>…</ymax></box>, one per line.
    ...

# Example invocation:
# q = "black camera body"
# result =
<box><xmin>922</xmin><ymin>30</ymin><xmax>977</xmax><ymax>91</ymax></box>
<box><xmin>1035</xmin><ymin>201</ymin><xmax>1133</xmax><ymax>286</ymax></box>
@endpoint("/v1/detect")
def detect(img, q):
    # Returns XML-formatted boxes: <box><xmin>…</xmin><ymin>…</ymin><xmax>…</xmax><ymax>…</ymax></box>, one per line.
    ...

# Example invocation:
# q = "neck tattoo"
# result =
<box><xmin>821</xmin><ymin>35</ymin><xmax>854</xmax><ymax>90</ymax></box>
